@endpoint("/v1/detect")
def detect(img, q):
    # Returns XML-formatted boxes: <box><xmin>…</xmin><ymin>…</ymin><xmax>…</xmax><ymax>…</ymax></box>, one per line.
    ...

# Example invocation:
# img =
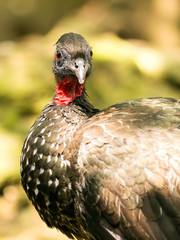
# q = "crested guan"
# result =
<box><xmin>21</xmin><ymin>32</ymin><xmax>180</xmax><ymax>240</ymax></box>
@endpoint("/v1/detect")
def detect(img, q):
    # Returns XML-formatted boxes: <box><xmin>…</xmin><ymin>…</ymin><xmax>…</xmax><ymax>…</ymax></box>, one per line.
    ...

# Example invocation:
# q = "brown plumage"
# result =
<box><xmin>21</xmin><ymin>32</ymin><xmax>180</xmax><ymax>240</ymax></box>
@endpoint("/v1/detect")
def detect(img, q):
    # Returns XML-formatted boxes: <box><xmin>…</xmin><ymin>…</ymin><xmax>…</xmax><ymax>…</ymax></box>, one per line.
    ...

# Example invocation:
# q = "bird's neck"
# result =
<box><xmin>55</xmin><ymin>76</ymin><xmax>84</xmax><ymax>106</ymax></box>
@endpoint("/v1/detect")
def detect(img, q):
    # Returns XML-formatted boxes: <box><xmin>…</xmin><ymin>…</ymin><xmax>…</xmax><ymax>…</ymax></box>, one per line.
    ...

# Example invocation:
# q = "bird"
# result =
<box><xmin>20</xmin><ymin>32</ymin><xmax>180</xmax><ymax>240</ymax></box>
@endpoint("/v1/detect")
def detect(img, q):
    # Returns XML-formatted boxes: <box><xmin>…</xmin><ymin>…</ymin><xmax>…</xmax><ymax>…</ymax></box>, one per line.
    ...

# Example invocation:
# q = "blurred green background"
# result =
<box><xmin>0</xmin><ymin>0</ymin><xmax>180</xmax><ymax>239</ymax></box>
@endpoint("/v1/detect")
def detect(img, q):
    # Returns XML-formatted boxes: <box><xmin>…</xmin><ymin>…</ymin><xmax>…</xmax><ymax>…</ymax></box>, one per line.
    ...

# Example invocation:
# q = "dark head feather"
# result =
<box><xmin>56</xmin><ymin>32</ymin><xmax>90</xmax><ymax>58</ymax></box>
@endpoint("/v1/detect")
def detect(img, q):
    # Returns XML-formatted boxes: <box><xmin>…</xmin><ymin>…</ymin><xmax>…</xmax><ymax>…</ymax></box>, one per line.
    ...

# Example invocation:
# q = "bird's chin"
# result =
<box><xmin>55</xmin><ymin>76</ymin><xmax>84</xmax><ymax>106</ymax></box>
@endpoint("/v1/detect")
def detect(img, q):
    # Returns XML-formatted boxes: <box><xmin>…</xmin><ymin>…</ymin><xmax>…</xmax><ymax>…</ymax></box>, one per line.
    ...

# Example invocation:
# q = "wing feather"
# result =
<box><xmin>74</xmin><ymin>98</ymin><xmax>180</xmax><ymax>240</ymax></box>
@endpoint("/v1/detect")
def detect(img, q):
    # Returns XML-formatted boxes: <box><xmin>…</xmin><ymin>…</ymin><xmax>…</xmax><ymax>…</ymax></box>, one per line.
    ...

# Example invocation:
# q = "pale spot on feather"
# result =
<box><xmin>61</xmin><ymin>159</ymin><xmax>70</xmax><ymax>168</ymax></box>
<box><xmin>45</xmin><ymin>199</ymin><xmax>50</xmax><ymax>206</ymax></box>
<box><xmin>47</xmin><ymin>155</ymin><xmax>51</xmax><ymax>162</ymax></box>
<box><xmin>48</xmin><ymin>169</ymin><xmax>52</xmax><ymax>175</ymax></box>
<box><xmin>34</xmin><ymin>188</ymin><xmax>39</xmax><ymax>195</ymax></box>
<box><xmin>36</xmin><ymin>179</ymin><xmax>40</xmax><ymax>185</ymax></box>
<box><xmin>33</xmin><ymin>137</ymin><xmax>38</xmax><ymax>144</ymax></box>
<box><xmin>51</xmin><ymin>143</ymin><xmax>55</xmax><ymax>149</ymax></box>
<box><xmin>68</xmin><ymin>182</ymin><xmax>72</xmax><ymax>190</ymax></box>
<box><xmin>55</xmin><ymin>178</ymin><xmax>59</xmax><ymax>187</ymax></box>
<box><xmin>28</xmin><ymin>176</ymin><xmax>31</xmax><ymax>182</ymax></box>
<box><xmin>41</xmin><ymin>139</ymin><xmax>46</xmax><ymax>145</ymax></box>
<box><xmin>48</xmin><ymin>180</ymin><xmax>53</xmax><ymax>186</ymax></box>
<box><xmin>55</xmin><ymin>155</ymin><xmax>58</xmax><ymax>162</ymax></box>
<box><xmin>61</xmin><ymin>155</ymin><xmax>64</xmax><ymax>161</ymax></box>
<box><xmin>39</xmin><ymin>168</ymin><xmax>44</xmax><ymax>174</ymax></box>
<box><xmin>26</xmin><ymin>158</ymin><xmax>29</xmax><ymax>166</ymax></box>
<box><xmin>40</xmin><ymin>128</ymin><xmax>46</xmax><ymax>134</ymax></box>
<box><xmin>33</xmin><ymin>148</ymin><xmax>37</xmax><ymax>155</ymax></box>
<box><xmin>48</xmin><ymin>132</ymin><xmax>52</xmax><ymax>137</ymax></box>
<box><xmin>30</xmin><ymin>164</ymin><xmax>35</xmax><ymax>171</ymax></box>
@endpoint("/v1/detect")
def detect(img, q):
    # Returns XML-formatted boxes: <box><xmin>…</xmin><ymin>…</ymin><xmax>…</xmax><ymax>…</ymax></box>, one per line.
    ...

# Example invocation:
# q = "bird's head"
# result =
<box><xmin>53</xmin><ymin>32</ymin><xmax>93</xmax><ymax>106</ymax></box>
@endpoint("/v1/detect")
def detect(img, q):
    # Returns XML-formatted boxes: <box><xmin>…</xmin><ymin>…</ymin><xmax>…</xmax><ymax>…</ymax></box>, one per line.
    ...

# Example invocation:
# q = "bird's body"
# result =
<box><xmin>21</xmin><ymin>33</ymin><xmax>180</xmax><ymax>240</ymax></box>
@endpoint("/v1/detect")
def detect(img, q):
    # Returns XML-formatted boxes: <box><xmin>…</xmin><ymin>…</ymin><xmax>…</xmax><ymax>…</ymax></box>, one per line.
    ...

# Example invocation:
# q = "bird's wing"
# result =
<box><xmin>74</xmin><ymin>98</ymin><xmax>180</xmax><ymax>240</ymax></box>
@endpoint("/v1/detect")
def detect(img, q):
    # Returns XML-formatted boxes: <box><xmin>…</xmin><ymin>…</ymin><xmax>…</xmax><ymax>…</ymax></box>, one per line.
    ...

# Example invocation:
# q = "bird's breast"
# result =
<box><xmin>20</xmin><ymin>103</ymin><xmax>86</xmax><ymax>230</ymax></box>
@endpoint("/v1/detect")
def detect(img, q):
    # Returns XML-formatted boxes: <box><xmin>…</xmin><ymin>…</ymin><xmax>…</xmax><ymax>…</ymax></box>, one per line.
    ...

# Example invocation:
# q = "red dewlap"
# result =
<box><xmin>55</xmin><ymin>76</ymin><xmax>84</xmax><ymax>106</ymax></box>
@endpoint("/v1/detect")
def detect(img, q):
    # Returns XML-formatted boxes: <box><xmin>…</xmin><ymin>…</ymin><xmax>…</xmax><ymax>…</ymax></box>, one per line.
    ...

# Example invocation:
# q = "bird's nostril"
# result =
<box><xmin>75</xmin><ymin>59</ymin><xmax>85</xmax><ymax>69</ymax></box>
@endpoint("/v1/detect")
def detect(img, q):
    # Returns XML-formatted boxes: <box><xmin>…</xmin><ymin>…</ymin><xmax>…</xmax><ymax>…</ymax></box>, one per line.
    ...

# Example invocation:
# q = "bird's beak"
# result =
<box><xmin>70</xmin><ymin>58</ymin><xmax>89</xmax><ymax>84</ymax></box>
<box><xmin>75</xmin><ymin>60</ymin><xmax>86</xmax><ymax>84</ymax></box>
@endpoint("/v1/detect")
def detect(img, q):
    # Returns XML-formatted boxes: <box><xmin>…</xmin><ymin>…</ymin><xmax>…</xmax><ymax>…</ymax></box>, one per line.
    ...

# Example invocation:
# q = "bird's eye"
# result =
<box><xmin>90</xmin><ymin>50</ymin><xmax>93</xmax><ymax>58</ymax></box>
<box><xmin>56</xmin><ymin>51</ymin><xmax>62</xmax><ymax>60</ymax></box>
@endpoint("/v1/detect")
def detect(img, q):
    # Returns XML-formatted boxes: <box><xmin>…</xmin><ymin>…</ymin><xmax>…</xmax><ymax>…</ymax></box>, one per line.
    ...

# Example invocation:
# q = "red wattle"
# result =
<box><xmin>55</xmin><ymin>77</ymin><xmax>84</xmax><ymax>106</ymax></box>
